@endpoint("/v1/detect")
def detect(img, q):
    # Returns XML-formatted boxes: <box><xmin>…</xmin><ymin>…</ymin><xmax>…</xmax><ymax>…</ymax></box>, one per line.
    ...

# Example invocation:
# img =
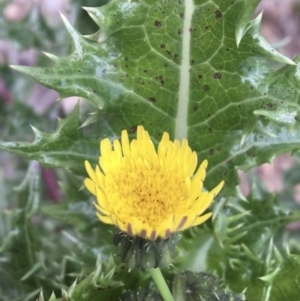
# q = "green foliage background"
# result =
<box><xmin>1</xmin><ymin>0</ymin><xmax>300</xmax><ymax>300</ymax></box>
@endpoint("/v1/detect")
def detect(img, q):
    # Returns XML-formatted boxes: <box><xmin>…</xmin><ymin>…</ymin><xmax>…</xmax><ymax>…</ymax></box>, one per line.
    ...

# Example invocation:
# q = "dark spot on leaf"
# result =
<box><xmin>203</xmin><ymin>85</ymin><xmax>210</xmax><ymax>91</ymax></box>
<box><xmin>144</xmin><ymin>70</ymin><xmax>147</xmax><ymax>73</ymax></box>
<box><xmin>125</xmin><ymin>64</ymin><xmax>128</xmax><ymax>68</ymax></box>
<box><xmin>208</xmin><ymin>127</ymin><xmax>212</xmax><ymax>132</ymax></box>
<box><xmin>194</xmin><ymin>106</ymin><xmax>198</xmax><ymax>111</ymax></box>
<box><xmin>215</xmin><ymin>10</ymin><xmax>222</xmax><ymax>18</ymax></box>
<box><xmin>154</xmin><ymin>20</ymin><xmax>161</xmax><ymax>27</ymax></box>
<box><xmin>266</xmin><ymin>103</ymin><xmax>276</xmax><ymax>108</ymax></box>
<box><xmin>149</xmin><ymin>97</ymin><xmax>156</xmax><ymax>103</ymax></box>
<box><xmin>250</xmin><ymin>86</ymin><xmax>253</xmax><ymax>90</ymax></box>
<box><xmin>155</xmin><ymin>75</ymin><xmax>164</xmax><ymax>86</ymax></box>
<box><xmin>161</xmin><ymin>44</ymin><xmax>166</xmax><ymax>48</ymax></box>
<box><xmin>189</xmin><ymin>28</ymin><xmax>193</xmax><ymax>32</ymax></box>
<box><xmin>178</xmin><ymin>29</ymin><xmax>182</xmax><ymax>35</ymax></box>
<box><xmin>198</xmin><ymin>74</ymin><xmax>203</xmax><ymax>79</ymax></box>
<box><xmin>191</xmin><ymin>59</ymin><xmax>195</xmax><ymax>64</ymax></box>
<box><xmin>78</xmin><ymin>69</ymin><xmax>82</xmax><ymax>73</ymax></box>
<box><xmin>180</xmin><ymin>12</ymin><xmax>184</xmax><ymax>18</ymax></box>
<box><xmin>226</xmin><ymin>48</ymin><xmax>229</xmax><ymax>51</ymax></box>
<box><xmin>213</xmin><ymin>73</ymin><xmax>222</xmax><ymax>79</ymax></box>
<box><xmin>129</xmin><ymin>126</ymin><xmax>137</xmax><ymax>133</ymax></box>
<box><xmin>209</xmin><ymin>149</ymin><xmax>214</xmax><ymax>155</ymax></box>
<box><xmin>164</xmin><ymin>63</ymin><xmax>168</xmax><ymax>67</ymax></box>
<box><xmin>207</xmin><ymin>113</ymin><xmax>211</xmax><ymax>117</ymax></box>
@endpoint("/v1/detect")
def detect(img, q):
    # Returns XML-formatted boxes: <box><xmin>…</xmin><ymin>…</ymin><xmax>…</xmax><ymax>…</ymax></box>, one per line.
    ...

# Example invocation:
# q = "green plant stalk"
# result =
<box><xmin>149</xmin><ymin>268</ymin><xmax>174</xmax><ymax>301</ymax></box>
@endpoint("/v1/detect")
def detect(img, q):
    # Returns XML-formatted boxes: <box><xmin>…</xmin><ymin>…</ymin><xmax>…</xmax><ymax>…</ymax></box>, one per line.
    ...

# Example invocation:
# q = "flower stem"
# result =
<box><xmin>149</xmin><ymin>268</ymin><xmax>174</xmax><ymax>301</ymax></box>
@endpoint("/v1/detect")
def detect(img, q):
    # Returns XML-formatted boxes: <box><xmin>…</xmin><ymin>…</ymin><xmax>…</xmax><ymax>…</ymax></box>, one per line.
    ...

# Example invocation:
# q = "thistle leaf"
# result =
<box><xmin>5</xmin><ymin>0</ymin><xmax>300</xmax><ymax>194</ymax></box>
<box><xmin>178</xmin><ymin>175</ymin><xmax>300</xmax><ymax>300</ymax></box>
<box><xmin>0</xmin><ymin>105</ymin><xmax>98</xmax><ymax>175</ymax></box>
<box><xmin>268</xmin><ymin>255</ymin><xmax>300</xmax><ymax>300</ymax></box>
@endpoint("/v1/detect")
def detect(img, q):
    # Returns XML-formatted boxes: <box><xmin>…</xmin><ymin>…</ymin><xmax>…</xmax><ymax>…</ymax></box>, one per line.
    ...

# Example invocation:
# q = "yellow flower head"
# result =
<box><xmin>84</xmin><ymin>126</ymin><xmax>224</xmax><ymax>241</ymax></box>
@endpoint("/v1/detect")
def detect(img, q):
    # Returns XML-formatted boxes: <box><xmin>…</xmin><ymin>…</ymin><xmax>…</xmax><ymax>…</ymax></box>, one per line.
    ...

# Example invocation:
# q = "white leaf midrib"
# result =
<box><xmin>175</xmin><ymin>0</ymin><xmax>194</xmax><ymax>141</ymax></box>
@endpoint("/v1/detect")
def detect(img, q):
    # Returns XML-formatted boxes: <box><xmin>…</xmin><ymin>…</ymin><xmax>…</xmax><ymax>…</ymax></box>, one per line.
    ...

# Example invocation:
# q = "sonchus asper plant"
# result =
<box><xmin>1</xmin><ymin>0</ymin><xmax>300</xmax><ymax>300</ymax></box>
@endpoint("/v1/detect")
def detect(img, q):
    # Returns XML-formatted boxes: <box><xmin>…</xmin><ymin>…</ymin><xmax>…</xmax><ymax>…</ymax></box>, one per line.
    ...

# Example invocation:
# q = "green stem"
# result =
<box><xmin>149</xmin><ymin>268</ymin><xmax>174</xmax><ymax>301</ymax></box>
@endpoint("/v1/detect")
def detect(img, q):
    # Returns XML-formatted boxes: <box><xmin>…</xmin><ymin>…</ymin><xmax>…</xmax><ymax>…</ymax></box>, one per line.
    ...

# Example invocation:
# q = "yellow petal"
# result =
<box><xmin>121</xmin><ymin>130</ymin><xmax>130</xmax><ymax>157</ymax></box>
<box><xmin>84</xmin><ymin>178</ymin><xmax>96</xmax><ymax>195</ymax></box>
<box><xmin>95</xmin><ymin>165</ymin><xmax>105</xmax><ymax>188</ymax></box>
<box><xmin>113</xmin><ymin>139</ymin><xmax>122</xmax><ymax>158</ymax></box>
<box><xmin>96</xmin><ymin>185</ymin><xmax>109</xmax><ymax>206</ymax></box>
<box><xmin>174</xmin><ymin>214</ymin><xmax>197</xmax><ymax>231</ymax></box>
<box><xmin>211</xmin><ymin>180</ymin><xmax>225</xmax><ymax>197</ymax></box>
<box><xmin>191</xmin><ymin>192</ymin><xmax>211</xmax><ymax>214</ymax></box>
<box><xmin>190</xmin><ymin>212</ymin><xmax>212</xmax><ymax>227</ymax></box>
<box><xmin>156</xmin><ymin>214</ymin><xmax>174</xmax><ymax>238</ymax></box>
<box><xmin>94</xmin><ymin>202</ymin><xmax>111</xmax><ymax>216</ymax></box>
<box><xmin>100</xmin><ymin>138</ymin><xmax>112</xmax><ymax>157</ymax></box>
<box><xmin>96</xmin><ymin>213</ymin><xmax>113</xmax><ymax>225</ymax></box>
<box><xmin>84</xmin><ymin>160</ymin><xmax>97</xmax><ymax>182</ymax></box>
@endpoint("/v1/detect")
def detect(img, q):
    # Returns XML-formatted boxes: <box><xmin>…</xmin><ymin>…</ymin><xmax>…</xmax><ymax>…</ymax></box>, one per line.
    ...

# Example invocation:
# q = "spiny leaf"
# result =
<box><xmin>69</xmin><ymin>255</ymin><xmax>141</xmax><ymax>301</ymax></box>
<box><xmin>7</xmin><ymin>0</ymin><xmax>300</xmax><ymax>194</ymax></box>
<box><xmin>41</xmin><ymin>172</ymin><xmax>98</xmax><ymax>231</ymax></box>
<box><xmin>177</xmin><ymin>174</ymin><xmax>300</xmax><ymax>300</ymax></box>
<box><xmin>0</xmin><ymin>162</ymin><xmax>42</xmax><ymax>299</ymax></box>
<box><xmin>268</xmin><ymin>255</ymin><xmax>300</xmax><ymax>300</ymax></box>
<box><xmin>0</xmin><ymin>105</ymin><xmax>98</xmax><ymax>175</ymax></box>
<box><xmin>235</xmin><ymin>0</ymin><xmax>261</xmax><ymax>46</ymax></box>
<box><xmin>216</xmin><ymin>180</ymin><xmax>299</xmax><ymax>300</ymax></box>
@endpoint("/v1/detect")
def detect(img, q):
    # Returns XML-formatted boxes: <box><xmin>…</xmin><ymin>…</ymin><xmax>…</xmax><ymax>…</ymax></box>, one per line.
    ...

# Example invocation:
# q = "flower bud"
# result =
<box><xmin>172</xmin><ymin>271</ymin><xmax>246</xmax><ymax>301</ymax></box>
